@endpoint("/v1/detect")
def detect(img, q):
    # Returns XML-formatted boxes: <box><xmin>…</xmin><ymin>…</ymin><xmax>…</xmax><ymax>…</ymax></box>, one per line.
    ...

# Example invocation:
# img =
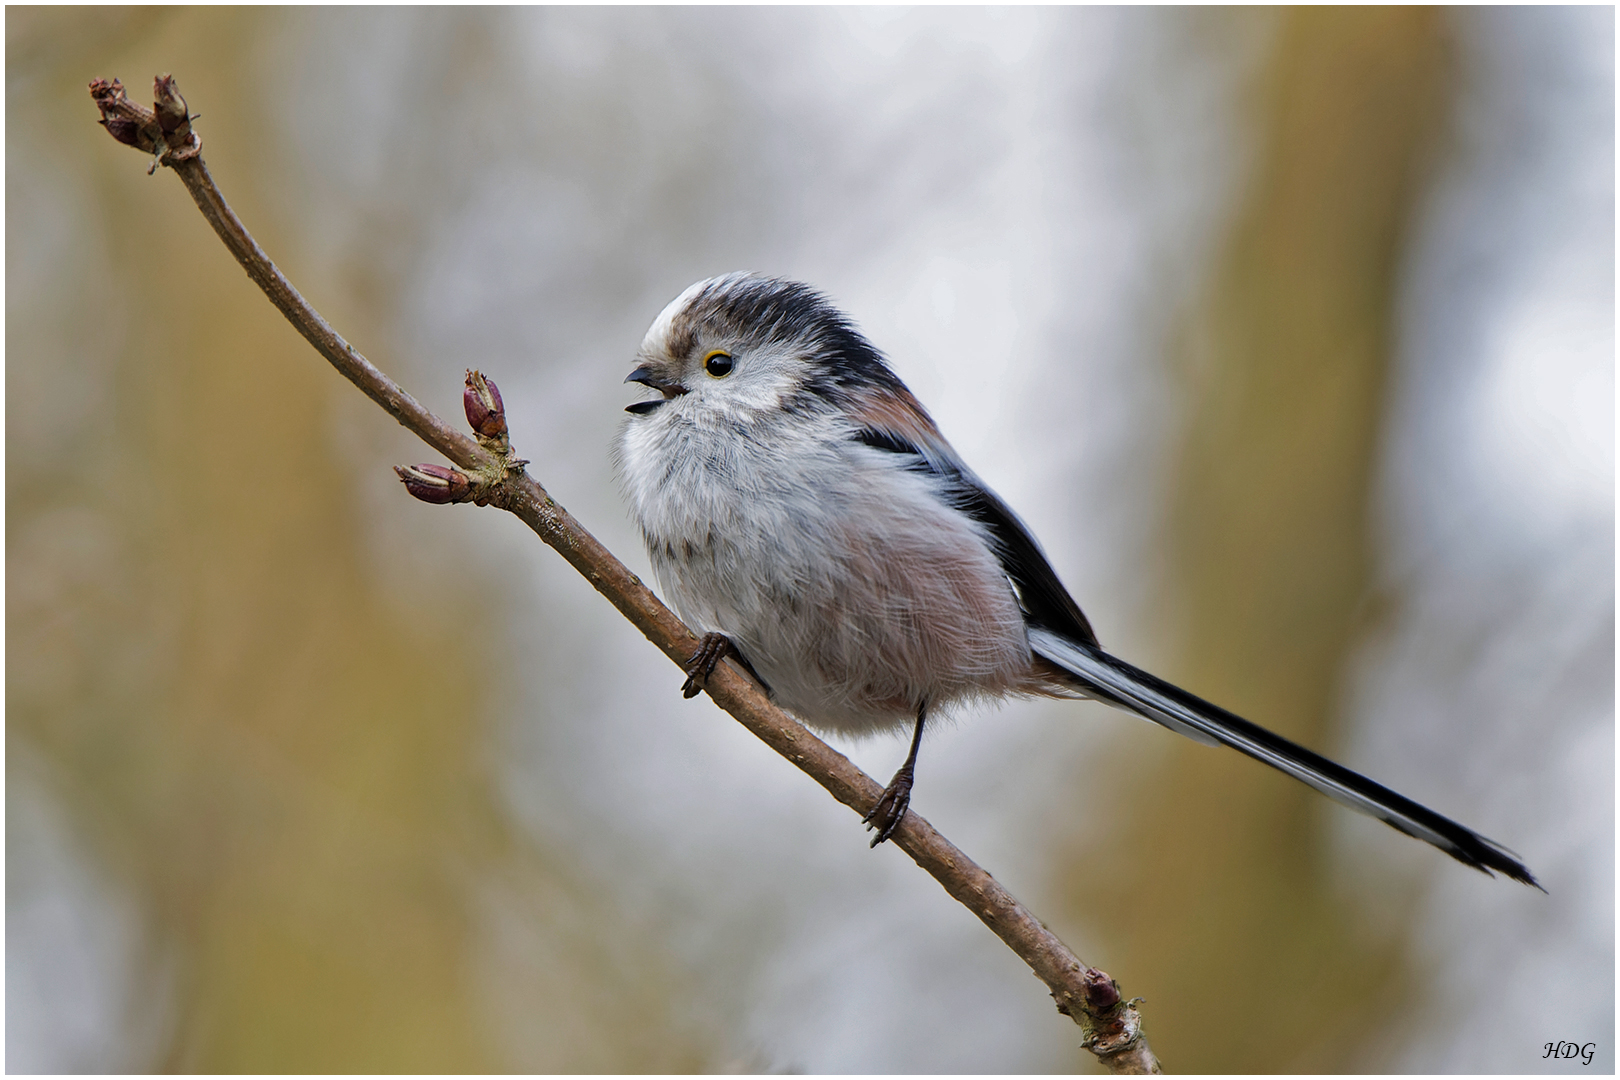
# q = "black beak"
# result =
<box><xmin>624</xmin><ymin>365</ymin><xmax>687</xmax><ymax>414</ymax></box>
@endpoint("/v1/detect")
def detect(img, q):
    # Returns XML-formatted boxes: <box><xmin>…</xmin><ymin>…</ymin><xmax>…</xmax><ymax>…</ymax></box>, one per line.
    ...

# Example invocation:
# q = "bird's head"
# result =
<box><xmin>624</xmin><ymin>273</ymin><xmax>910</xmax><ymax>425</ymax></box>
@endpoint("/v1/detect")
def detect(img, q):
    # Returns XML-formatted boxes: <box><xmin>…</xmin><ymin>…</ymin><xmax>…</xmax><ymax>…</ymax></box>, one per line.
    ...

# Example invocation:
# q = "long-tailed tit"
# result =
<box><xmin>616</xmin><ymin>272</ymin><xmax>1538</xmax><ymax>887</ymax></box>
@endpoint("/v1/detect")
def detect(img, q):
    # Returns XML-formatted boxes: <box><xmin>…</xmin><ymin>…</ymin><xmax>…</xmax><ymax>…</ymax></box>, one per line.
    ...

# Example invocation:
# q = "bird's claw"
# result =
<box><xmin>863</xmin><ymin>772</ymin><xmax>913</xmax><ymax>847</ymax></box>
<box><xmin>681</xmin><ymin>632</ymin><xmax>732</xmax><ymax>699</ymax></box>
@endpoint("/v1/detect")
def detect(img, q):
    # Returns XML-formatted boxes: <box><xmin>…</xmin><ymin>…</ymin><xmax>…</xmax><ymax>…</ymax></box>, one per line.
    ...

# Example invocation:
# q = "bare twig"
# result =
<box><xmin>91</xmin><ymin>74</ymin><xmax>1162</xmax><ymax>1074</ymax></box>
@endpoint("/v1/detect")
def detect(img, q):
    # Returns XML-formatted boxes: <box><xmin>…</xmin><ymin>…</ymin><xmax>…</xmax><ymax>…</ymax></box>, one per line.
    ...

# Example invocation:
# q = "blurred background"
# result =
<box><xmin>7</xmin><ymin>7</ymin><xmax>1612</xmax><ymax>1073</ymax></box>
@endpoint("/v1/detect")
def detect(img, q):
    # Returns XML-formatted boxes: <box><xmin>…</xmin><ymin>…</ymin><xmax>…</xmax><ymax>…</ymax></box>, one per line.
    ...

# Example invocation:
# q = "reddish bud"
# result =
<box><xmin>88</xmin><ymin>77</ymin><xmax>132</xmax><ymax>116</ymax></box>
<box><xmin>1081</xmin><ymin>969</ymin><xmax>1120</xmax><ymax>1012</ymax></box>
<box><xmin>90</xmin><ymin>77</ymin><xmax>161</xmax><ymax>154</ymax></box>
<box><xmin>100</xmin><ymin>117</ymin><xmax>146</xmax><ymax>148</ymax></box>
<box><xmin>153</xmin><ymin>75</ymin><xmax>186</xmax><ymax>129</ymax></box>
<box><xmin>463</xmin><ymin>370</ymin><xmax>507</xmax><ymax>439</ymax></box>
<box><xmin>151</xmin><ymin>74</ymin><xmax>199</xmax><ymax>161</ymax></box>
<box><xmin>394</xmin><ymin>463</ymin><xmax>470</xmax><ymax>504</ymax></box>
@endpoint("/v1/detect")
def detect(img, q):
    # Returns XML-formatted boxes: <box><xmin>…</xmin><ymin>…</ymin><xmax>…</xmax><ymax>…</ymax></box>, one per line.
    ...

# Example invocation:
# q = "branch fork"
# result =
<box><xmin>90</xmin><ymin>73</ymin><xmax>1161</xmax><ymax>1074</ymax></box>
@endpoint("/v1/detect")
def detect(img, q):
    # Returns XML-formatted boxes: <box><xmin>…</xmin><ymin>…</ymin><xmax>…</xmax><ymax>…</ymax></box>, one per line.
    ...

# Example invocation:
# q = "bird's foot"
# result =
<box><xmin>863</xmin><ymin>768</ymin><xmax>913</xmax><ymax>847</ymax></box>
<box><xmin>681</xmin><ymin>632</ymin><xmax>733</xmax><ymax>699</ymax></box>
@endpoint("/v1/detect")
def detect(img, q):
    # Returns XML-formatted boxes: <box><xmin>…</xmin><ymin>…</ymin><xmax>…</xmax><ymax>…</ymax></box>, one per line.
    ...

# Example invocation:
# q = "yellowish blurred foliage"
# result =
<box><xmin>8</xmin><ymin>8</ymin><xmax>708</xmax><ymax>1071</ymax></box>
<box><xmin>1059</xmin><ymin>8</ymin><xmax>1451</xmax><ymax>1072</ymax></box>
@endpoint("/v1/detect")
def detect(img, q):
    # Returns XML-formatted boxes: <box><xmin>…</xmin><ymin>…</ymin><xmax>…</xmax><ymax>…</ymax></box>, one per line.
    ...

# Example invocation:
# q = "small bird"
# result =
<box><xmin>616</xmin><ymin>272</ymin><xmax>1538</xmax><ymax>887</ymax></box>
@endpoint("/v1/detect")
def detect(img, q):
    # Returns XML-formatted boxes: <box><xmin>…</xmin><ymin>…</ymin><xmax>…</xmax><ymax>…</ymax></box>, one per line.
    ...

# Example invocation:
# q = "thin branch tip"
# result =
<box><xmin>90</xmin><ymin>75</ymin><xmax>199</xmax><ymax>166</ymax></box>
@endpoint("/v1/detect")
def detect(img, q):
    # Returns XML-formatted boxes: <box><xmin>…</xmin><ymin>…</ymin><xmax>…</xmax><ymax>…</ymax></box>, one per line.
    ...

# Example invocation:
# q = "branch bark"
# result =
<box><xmin>90</xmin><ymin>74</ymin><xmax>1162</xmax><ymax>1074</ymax></box>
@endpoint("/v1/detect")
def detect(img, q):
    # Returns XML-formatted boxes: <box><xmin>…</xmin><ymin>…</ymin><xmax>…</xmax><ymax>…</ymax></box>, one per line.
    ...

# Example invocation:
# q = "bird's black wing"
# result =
<box><xmin>853</xmin><ymin>428</ymin><xmax>1100</xmax><ymax>647</ymax></box>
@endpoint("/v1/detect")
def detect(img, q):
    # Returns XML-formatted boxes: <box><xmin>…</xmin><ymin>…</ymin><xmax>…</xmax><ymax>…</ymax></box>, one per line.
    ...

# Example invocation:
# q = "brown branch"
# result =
<box><xmin>91</xmin><ymin>74</ymin><xmax>1162</xmax><ymax>1074</ymax></box>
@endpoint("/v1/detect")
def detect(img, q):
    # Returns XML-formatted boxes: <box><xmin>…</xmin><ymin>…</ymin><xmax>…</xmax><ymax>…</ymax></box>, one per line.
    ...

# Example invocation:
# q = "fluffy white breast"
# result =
<box><xmin>616</xmin><ymin>404</ymin><xmax>1034</xmax><ymax>735</ymax></box>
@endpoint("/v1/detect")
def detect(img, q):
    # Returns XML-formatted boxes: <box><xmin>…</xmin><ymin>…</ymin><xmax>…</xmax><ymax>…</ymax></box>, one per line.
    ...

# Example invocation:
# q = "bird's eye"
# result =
<box><xmin>703</xmin><ymin>350</ymin><xmax>734</xmax><ymax>378</ymax></box>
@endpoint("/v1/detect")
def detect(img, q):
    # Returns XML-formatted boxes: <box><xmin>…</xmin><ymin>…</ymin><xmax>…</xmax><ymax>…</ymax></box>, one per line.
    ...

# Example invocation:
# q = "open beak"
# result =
<box><xmin>624</xmin><ymin>365</ymin><xmax>687</xmax><ymax>414</ymax></box>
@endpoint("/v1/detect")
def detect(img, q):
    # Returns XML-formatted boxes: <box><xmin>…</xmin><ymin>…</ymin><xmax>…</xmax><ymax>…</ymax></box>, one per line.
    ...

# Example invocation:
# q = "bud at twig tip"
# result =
<box><xmin>90</xmin><ymin>77</ymin><xmax>161</xmax><ymax>154</ymax></box>
<box><xmin>91</xmin><ymin>73</ymin><xmax>198</xmax><ymax>164</ymax></box>
<box><xmin>463</xmin><ymin>369</ymin><xmax>508</xmax><ymax>440</ymax></box>
<box><xmin>151</xmin><ymin>74</ymin><xmax>199</xmax><ymax>161</ymax></box>
<box><xmin>395</xmin><ymin>463</ymin><xmax>470</xmax><ymax>504</ymax></box>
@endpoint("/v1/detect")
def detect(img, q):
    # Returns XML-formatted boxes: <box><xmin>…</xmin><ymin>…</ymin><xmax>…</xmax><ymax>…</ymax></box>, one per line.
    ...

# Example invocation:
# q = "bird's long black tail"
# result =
<box><xmin>1029</xmin><ymin>628</ymin><xmax>1541</xmax><ymax>889</ymax></box>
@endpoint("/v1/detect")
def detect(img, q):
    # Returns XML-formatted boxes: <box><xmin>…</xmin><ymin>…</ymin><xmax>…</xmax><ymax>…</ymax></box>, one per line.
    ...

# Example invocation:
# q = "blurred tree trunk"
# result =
<box><xmin>10</xmin><ymin>11</ymin><xmax>507</xmax><ymax>1070</ymax></box>
<box><xmin>1060</xmin><ymin>8</ymin><xmax>1452</xmax><ymax>1071</ymax></box>
<box><xmin>8</xmin><ymin>9</ymin><xmax>709</xmax><ymax>1071</ymax></box>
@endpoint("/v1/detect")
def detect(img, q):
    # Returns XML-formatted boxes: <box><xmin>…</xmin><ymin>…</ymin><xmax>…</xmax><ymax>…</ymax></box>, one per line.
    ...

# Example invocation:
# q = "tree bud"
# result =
<box><xmin>89</xmin><ymin>78</ymin><xmax>160</xmax><ymax>153</ymax></box>
<box><xmin>1081</xmin><ymin>969</ymin><xmax>1120</xmax><ymax>1011</ymax></box>
<box><xmin>394</xmin><ymin>463</ymin><xmax>470</xmax><ymax>504</ymax></box>
<box><xmin>152</xmin><ymin>74</ymin><xmax>199</xmax><ymax>161</ymax></box>
<box><xmin>463</xmin><ymin>370</ymin><xmax>507</xmax><ymax>439</ymax></box>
